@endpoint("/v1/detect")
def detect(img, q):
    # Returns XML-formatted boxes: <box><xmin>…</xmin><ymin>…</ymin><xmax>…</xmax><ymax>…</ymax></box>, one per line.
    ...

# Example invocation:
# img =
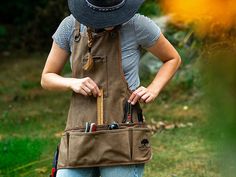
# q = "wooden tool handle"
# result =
<box><xmin>97</xmin><ymin>89</ymin><xmax>103</xmax><ymax>125</ymax></box>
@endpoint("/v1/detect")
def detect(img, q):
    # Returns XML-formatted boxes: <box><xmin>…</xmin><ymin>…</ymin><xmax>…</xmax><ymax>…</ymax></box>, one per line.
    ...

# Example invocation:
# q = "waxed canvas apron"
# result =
<box><xmin>57</xmin><ymin>21</ymin><xmax>152</xmax><ymax>169</ymax></box>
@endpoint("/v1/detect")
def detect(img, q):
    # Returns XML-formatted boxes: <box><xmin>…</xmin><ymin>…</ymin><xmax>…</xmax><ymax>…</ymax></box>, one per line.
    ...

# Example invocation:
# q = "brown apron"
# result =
<box><xmin>57</xmin><ymin>21</ymin><xmax>152</xmax><ymax>169</ymax></box>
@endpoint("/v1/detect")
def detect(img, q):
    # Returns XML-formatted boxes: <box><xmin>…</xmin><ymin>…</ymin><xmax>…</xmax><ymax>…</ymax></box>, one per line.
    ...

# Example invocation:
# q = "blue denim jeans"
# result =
<box><xmin>56</xmin><ymin>164</ymin><xmax>145</xmax><ymax>177</ymax></box>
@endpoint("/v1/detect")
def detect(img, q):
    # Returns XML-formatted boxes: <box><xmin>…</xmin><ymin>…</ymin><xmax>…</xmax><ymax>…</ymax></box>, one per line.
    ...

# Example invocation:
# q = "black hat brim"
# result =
<box><xmin>68</xmin><ymin>0</ymin><xmax>144</xmax><ymax>29</ymax></box>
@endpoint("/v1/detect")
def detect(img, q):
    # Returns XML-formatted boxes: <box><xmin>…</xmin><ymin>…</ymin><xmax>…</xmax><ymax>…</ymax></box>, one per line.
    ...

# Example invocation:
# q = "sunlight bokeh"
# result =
<box><xmin>161</xmin><ymin>0</ymin><xmax>236</xmax><ymax>37</ymax></box>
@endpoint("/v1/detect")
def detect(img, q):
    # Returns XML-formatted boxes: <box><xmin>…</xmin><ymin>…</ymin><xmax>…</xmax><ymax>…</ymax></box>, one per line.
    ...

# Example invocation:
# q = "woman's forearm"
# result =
<box><xmin>41</xmin><ymin>73</ymin><xmax>101</xmax><ymax>97</ymax></box>
<box><xmin>148</xmin><ymin>57</ymin><xmax>181</xmax><ymax>96</ymax></box>
<box><xmin>41</xmin><ymin>73</ymin><xmax>74</xmax><ymax>91</ymax></box>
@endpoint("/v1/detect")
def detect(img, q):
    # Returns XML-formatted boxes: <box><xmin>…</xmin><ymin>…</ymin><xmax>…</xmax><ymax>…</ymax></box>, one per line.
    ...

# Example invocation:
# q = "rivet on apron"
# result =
<box><xmin>74</xmin><ymin>34</ymin><xmax>81</xmax><ymax>42</ymax></box>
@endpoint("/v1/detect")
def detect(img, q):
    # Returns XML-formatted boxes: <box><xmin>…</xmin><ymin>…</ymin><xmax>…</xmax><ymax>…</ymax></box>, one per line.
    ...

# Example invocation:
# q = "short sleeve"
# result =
<box><xmin>52</xmin><ymin>15</ymin><xmax>74</xmax><ymax>53</ymax></box>
<box><xmin>133</xmin><ymin>14</ymin><xmax>161</xmax><ymax>48</ymax></box>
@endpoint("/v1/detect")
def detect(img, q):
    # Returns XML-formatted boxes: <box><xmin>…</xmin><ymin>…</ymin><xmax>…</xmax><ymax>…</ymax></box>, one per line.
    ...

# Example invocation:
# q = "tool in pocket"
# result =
<box><xmin>49</xmin><ymin>145</ymin><xmax>59</xmax><ymax>177</ymax></box>
<box><xmin>85</xmin><ymin>122</ymin><xmax>91</xmax><ymax>132</ymax></box>
<box><xmin>123</xmin><ymin>101</ymin><xmax>133</xmax><ymax>124</ymax></box>
<box><xmin>108</xmin><ymin>122</ymin><xmax>119</xmax><ymax>130</ymax></box>
<box><xmin>135</xmin><ymin>103</ymin><xmax>144</xmax><ymax>123</ymax></box>
<box><xmin>127</xmin><ymin>102</ymin><xmax>133</xmax><ymax>123</ymax></box>
<box><xmin>85</xmin><ymin>122</ymin><xmax>97</xmax><ymax>132</ymax></box>
<box><xmin>90</xmin><ymin>123</ymin><xmax>97</xmax><ymax>132</ymax></box>
<box><xmin>123</xmin><ymin>101</ymin><xmax>144</xmax><ymax>124</ymax></box>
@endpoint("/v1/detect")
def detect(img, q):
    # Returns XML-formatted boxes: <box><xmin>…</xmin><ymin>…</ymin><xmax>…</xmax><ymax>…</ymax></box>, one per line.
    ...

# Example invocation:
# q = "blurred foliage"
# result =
<box><xmin>163</xmin><ymin>24</ymin><xmax>202</xmax><ymax>94</ymax></box>
<box><xmin>0</xmin><ymin>137</ymin><xmax>58</xmax><ymax>176</ymax></box>
<box><xmin>139</xmin><ymin>0</ymin><xmax>162</xmax><ymax>17</ymax></box>
<box><xmin>164</xmin><ymin>24</ymin><xmax>202</xmax><ymax>64</ymax></box>
<box><xmin>0</xmin><ymin>0</ymin><xmax>69</xmax><ymax>52</ymax></box>
<box><xmin>200</xmin><ymin>39</ymin><xmax>236</xmax><ymax>176</ymax></box>
<box><xmin>0</xmin><ymin>26</ymin><xmax>7</xmax><ymax>37</ymax></box>
<box><xmin>0</xmin><ymin>138</ymin><xmax>45</xmax><ymax>170</ymax></box>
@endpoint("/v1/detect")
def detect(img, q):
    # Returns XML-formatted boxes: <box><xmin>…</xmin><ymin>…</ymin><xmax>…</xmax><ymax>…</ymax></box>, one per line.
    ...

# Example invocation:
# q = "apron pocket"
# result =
<box><xmin>57</xmin><ymin>133</ymin><xmax>69</xmax><ymax>168</ymax></box>
<box><xmin>132</xmin><ymin>128</ymin><xmax>152</xmax><ymax>162</ymax></box>
<box><xmin>68</xmin><ymin>128</ymin><xmax>131</xmax><ymax>167</ymax></box>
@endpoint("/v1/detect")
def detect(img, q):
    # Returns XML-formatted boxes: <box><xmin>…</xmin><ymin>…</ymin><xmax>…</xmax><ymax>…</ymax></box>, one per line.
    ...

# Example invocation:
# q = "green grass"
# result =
<box><xmin>0</xmin><ymin>54</ymin><xmax>220</xmax><ymax>177</ymax></box>
<box><xmin>145</xmin><ymin>127</ymin><xmax>220</xmax><ymax>177</ymax></box>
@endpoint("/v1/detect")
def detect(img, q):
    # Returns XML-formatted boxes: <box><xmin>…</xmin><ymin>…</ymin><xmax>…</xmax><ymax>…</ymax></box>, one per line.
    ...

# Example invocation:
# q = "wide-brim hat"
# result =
<box><xmin>68</xmin><ymin>0</ymin><xmax>145</xmax><ymax>29</ymax></box>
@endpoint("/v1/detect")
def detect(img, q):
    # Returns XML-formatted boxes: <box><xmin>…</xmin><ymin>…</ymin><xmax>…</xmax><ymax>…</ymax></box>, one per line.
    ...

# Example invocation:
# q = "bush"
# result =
<box><xmin>0</xmin><ymin>0</ymin><xmax>69</xmax><ymax>51</ymax></box>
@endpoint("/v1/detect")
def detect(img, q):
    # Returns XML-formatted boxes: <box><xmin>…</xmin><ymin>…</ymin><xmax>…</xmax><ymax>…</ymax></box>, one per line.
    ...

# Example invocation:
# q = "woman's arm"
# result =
<box><xmin>41</xmin><ymin>42</ymin><xmax>101</xmax><ymax>97</ymax></box>
<box><xmin>128</xmin><ymin>33</ymin><xmax>181</xmax><ymax>104</ymax></box>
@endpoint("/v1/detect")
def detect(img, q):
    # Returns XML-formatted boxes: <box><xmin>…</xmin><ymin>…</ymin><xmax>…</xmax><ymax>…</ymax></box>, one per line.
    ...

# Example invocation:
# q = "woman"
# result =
<box><xmin>41</xmin><ymin>0</ymin><xmax>181</xmax><ymax>177</ymax></box>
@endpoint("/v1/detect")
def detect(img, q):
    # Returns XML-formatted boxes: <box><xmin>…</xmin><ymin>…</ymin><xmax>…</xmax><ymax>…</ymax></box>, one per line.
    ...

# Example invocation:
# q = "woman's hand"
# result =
<box><xmin>128</xmin><ymin>86</ymin><xmax>158</xmax><ymax>105</ymax></box>
<box><xmin>69</xmin><ymin>77</ymin><xmax>101</xmax><ymax>97</ymax></box>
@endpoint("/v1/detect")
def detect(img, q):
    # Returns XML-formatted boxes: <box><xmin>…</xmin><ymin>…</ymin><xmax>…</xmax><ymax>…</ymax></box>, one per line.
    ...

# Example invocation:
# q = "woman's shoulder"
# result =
<box><xmin>122</xmin><ymin>13</ymin><xmax>160</xmax><ymax>33</ymax></box>
<box><xmin>123</xmin><ymin>13</ymin><xmax>161</xmax><ymax>48</ymax></box>
<box><xmin>60</xmin><ymin>14</ymin><xmax>76</xmax><ymax>28</ymax></box>
<box><xmin>123</xmin><ymin>13</ymin><xmax>155</xmax><ymax>26</ymax></box>
<box><xmin>54</xmin><ymin>14</ymin><xmax>76</xmax><ymax>36</ymax></box>
<box><xmin>52</xmin><ymin>14</ymin><xmax>76</xmax><ymax>52</ymax></box>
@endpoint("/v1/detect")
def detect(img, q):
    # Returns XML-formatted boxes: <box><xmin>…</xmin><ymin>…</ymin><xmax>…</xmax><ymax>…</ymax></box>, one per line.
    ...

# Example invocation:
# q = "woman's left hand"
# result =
<box><xmin>128</xmin><ymin>86</ymin><xmax>158</xmax><ymax>105</ymax></box>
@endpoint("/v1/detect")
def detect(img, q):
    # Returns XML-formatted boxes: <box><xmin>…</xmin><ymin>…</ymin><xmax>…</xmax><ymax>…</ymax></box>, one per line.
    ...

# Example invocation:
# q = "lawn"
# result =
<box><xmin>0</xmin><ymin>54</ymin><xmax>220</xmax><ymax>177</ymax></box>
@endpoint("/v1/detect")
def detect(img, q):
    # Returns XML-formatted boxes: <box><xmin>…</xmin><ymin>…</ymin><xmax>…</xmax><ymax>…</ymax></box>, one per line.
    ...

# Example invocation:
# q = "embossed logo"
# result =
<box><xmin>139</xmin><ymin>138</ymin><xmax>150</xmax><ymax>149</ymax></box>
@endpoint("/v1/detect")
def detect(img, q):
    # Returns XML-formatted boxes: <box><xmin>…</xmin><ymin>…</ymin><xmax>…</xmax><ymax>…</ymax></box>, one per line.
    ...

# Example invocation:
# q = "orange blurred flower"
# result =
<box><xmin>161</xmin><ymin>0</ymin><xmax>236</xmax><ymax>37</ymax></box>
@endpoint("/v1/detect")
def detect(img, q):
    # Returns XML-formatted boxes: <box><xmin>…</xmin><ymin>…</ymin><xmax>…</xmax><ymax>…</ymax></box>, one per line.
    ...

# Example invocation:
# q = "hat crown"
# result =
<box><xmin>68</xmin><ymin>0</ymin><xmax>144</xmax><ymax>29</ymax></box>
<box><xmin>87</xmin><ymin>0</ymin><xmax>125</xmax><ymax>7</ymax></box>
<box><xmin>86</xmin><ymin>0</ymin><xmax>126</xmax><ymax>11</ymax></box>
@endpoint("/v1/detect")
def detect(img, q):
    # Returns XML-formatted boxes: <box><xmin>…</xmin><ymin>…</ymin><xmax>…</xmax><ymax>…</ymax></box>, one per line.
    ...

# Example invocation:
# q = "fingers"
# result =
<box><xmin>129</xmin><ymin>86</ymin><xmax>146</xmax><ymax>105</ymax></box>
<box><xmin>80</xmin><ymin>84</ymin><xmax>91</xmax><ymax>96</ymax></box>
<box><xmin>83</xmin><ymin>77</ymin><xmax>101</xmax><ymax>97</ymax></box>
<box><xmin>128</xmin><ymin>87</ymin><xmax>141</xmax><ymax>104</ymax></box>
<box><xmin>79</xmin><ymin>86</ymin><xmax>88</xmax><ymax>96</ymax></box>
<box><xmin>129</xmin><ymin>86</ymin><xmax>156</xmax><ymax>104</ymax></box>
<box><xmin>83</xmin><ymin>82</ymin><xmax>94</xmax><ymax>96</ymax></box>
<box><xmin>141</xmin><ymin>92</ymin><xmax>151</xmax><ymax>102</ymax></box>
<box><xmin>70</xmin><ymin>77</ymin><xmax>101</xmax><ymax>97</ymax></box>
<box><xmin>86</xmin><ymin>78</ymin><xmax>101</xmax><ymax>96</ymax></box>
<box><xmin>145</xmin><ymin>95</ymin><xmax>154</xmax><ymax>103</ymax></box>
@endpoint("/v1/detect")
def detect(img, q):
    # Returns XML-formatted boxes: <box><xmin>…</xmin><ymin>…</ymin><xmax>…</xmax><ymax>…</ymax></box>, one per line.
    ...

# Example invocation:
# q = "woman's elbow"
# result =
<box><xmin>40</xmin><ymin>74</ymin><xmax>48</xmax><ymax>90</ymax></box>
<box><xmin>176</xmin><ymin>55</ymin><xmax>182</xmax><ymax>69</ymax></box>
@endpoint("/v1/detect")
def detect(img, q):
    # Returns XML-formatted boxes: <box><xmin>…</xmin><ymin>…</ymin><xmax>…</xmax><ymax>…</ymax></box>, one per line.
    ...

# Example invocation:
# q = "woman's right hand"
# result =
<box><xmin>69</xmin><ymin>77</ymin><xmax>101</xmax><ymax>97</ymax></box>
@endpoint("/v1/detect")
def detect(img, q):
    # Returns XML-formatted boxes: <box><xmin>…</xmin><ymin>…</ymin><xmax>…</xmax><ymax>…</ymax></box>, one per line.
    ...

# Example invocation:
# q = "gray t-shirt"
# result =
<box><xmin>53</xmin><ymin>13</ymin><xmax>161</xmax><ymax>91</ymax></box>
